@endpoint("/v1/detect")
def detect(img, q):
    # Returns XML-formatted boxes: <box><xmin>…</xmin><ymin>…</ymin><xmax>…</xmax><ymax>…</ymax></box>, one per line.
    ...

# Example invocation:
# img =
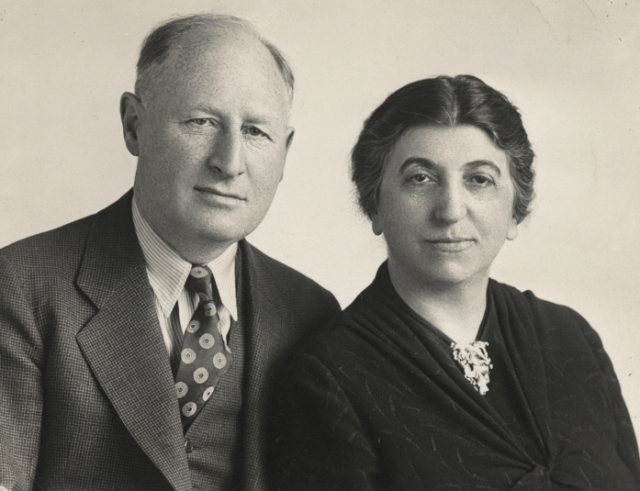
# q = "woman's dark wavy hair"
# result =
<box><xmin>351</xmin><ymin>75</ymin><xmax>535</xmax><ymax>223</ymax></box>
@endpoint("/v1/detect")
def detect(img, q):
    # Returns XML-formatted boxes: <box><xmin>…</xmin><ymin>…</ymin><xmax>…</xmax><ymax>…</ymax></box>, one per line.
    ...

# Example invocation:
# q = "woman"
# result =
<box><xmin>268</xmin><ymin>75</ymin><xmax>640</xmax><ymax>490</ymax></box>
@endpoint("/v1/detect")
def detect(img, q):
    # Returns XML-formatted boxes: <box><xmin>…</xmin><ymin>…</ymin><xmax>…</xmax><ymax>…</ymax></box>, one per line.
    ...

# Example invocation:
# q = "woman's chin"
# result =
<box><xmin>399</xmin><ymin>262</ymin><xmax>491</xmax><ymax>291</ymax></box>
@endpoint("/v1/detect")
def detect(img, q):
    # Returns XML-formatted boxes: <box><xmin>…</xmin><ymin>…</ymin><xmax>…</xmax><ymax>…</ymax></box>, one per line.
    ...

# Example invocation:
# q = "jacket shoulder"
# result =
<box><xmin>242</xmin><ymin>241</ymin><xmax>338</xmax><ymax>302</ymax></box>
<box><xmin>0</xmin><ymin>192</ymin><xmax>133</xmax><ymax>279</ymax></box>
<box><xmin>1</xmin><ymin>214</ymin><xmax>96</xmax><ymax>270</ymax></box>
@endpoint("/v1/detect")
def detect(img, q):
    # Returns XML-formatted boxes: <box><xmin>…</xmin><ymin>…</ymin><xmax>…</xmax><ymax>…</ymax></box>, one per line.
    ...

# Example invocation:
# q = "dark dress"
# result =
<box><xmin>268</xmin><ymin>263</ymin><xmax>640</xmax><ymax>490</ymax></box>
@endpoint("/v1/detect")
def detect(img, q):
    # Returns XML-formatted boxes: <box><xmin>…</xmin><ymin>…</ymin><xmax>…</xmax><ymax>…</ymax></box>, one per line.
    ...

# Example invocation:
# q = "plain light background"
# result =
<box><xmin>1</xmin><ymin>0</ymin><xmax>639</xmax><ymax>438</ymax></box>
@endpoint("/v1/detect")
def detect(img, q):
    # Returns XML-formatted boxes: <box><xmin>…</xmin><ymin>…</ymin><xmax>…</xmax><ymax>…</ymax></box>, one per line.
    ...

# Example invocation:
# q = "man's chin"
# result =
<box><xmin>196</xmin><ymin>222</ymin><xmax>255</xmax><ymax>248</ymax></box>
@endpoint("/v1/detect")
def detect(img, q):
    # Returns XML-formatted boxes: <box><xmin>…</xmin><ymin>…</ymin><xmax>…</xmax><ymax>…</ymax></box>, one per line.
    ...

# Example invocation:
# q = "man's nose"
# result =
<box><xmin>433</xmin><ymin>181</ymin><xmax>467</xmax><ymax>224</ymax></box>
<box><xmin>208</xmin><ymin>130</ymin><xmax>244</xmax><ymax>178</ymax></box>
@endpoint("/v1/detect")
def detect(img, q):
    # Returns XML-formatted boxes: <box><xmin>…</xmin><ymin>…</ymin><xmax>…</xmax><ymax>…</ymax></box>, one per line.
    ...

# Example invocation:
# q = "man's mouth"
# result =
<box><xmin>194</xmin><ymin>186</ymin><xmax>246</xmax><ymax>201</ymax></box>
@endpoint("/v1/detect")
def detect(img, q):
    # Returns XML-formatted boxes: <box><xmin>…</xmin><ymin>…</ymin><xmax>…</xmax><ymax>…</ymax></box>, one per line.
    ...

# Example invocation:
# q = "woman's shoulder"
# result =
<box><xmin>488</xmin><ymin>278</ymin><xmax>603</xmax><ymax>352</ymax></box>
<box><xmin>490</xmin><ymin>278</ymin><xmax>589</xmax><ymax>323</ymax></box>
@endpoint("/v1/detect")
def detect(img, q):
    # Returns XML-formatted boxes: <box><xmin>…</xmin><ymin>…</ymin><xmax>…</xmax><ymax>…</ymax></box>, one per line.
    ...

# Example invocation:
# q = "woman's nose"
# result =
<box><xmin>207</xmin><ymin>130</ymin><xmax>245</xmax><ymax>178</ymax></box>
<box><xmin>433</xmin><ymin>182</ymin><xmax>467</xmax><ymax>224</ymax></box>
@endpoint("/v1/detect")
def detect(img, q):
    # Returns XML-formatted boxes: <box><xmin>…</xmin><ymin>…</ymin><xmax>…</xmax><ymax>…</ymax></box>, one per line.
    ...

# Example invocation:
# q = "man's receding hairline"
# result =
<box><xmin>135</xmin><ymin>14</ymin><xmax>294</xmax><ymax>104</ymax></box>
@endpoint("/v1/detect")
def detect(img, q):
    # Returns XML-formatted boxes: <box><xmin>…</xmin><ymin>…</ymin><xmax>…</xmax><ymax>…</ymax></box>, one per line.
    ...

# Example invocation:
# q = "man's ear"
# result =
<box><xmin>285</xmin><ymin>126</ymin><xmax>295</xmax><ymax>151</ymax></box>
<box><xmin>279</xmin><ymin>126</ymin><xmax>295</xmax><ymax>182</ymax></box>
<box><xmin>120</xmin><ymin>92</ymin><xmax>144</xmax><ymax>157</ymax></box>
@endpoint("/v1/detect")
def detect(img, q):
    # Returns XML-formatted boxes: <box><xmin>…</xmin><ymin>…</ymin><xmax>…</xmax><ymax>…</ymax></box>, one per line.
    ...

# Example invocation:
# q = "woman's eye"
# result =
<box><xmin>469</xmin><ymin>175</ymin><xmax>494</xmax><ymax>186</ymax></box>
<box><xmin>411</xmin><ymin>173</ymin><xmax>430</xmax><ymax>183</ymax></box>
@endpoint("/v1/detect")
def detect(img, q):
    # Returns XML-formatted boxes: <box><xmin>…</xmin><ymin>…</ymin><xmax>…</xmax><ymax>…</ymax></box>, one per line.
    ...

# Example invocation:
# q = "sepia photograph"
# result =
<box><xmin>1</xmin><ymin>0</ymin><xmax>639</xmax><ymax>489</ymax></box>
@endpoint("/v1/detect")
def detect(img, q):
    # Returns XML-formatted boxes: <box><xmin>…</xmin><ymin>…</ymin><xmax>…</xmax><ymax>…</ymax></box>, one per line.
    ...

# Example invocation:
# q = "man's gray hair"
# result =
<box><xmin>134</xmin><ymin>14</ymin><xmax>294</xmax><ymax>103</ymax></box>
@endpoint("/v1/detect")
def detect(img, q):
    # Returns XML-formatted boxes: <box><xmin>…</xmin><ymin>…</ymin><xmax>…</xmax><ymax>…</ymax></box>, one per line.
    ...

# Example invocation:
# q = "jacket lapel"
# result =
<box><xmin>74</xmin><ymin>192</ymin><xmax>191</xmax><ymax>491</ymax></box>
<box><xmin>237</xmin><ymin>241</ymin><xmax>290</xmax><ymax>491</ymax></box>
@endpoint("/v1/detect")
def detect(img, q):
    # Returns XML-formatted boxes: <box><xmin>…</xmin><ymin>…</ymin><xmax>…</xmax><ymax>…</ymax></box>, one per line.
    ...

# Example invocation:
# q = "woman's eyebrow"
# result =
<box><xmin>465</xmin><ymin>160</ymin><xmax>502</xmax><ymax>175</ymax></box>
<box><xmin>399</xmin><ymin>157</ymin><xmax>438</xmax><ymax>172</ymax></box>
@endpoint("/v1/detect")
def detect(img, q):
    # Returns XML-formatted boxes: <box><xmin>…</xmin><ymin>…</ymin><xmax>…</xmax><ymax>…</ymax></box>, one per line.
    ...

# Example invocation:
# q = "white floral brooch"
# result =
<box><xmin>451</xmin><ymin>341</ymin><xmax>493</xmax><ymax>396</ymax></box>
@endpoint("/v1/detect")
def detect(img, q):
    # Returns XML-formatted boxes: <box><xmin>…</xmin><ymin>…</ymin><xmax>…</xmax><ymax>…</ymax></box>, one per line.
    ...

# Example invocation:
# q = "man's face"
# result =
<box><xmin>129</xmin><ymin>30</ymin><xmax>293</xmax><ymax>261</ymax></box>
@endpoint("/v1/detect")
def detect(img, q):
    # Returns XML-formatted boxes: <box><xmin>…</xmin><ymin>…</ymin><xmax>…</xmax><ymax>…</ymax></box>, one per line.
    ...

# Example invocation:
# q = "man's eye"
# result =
<box><xmin>243</xmin><ymin>126</ymin><xmax>268</xmax><ymax>138</ymax></box>
<box><xmin>187</xmin><ymin>118</ymin><xmax>218</xmax><ymax>128</ymax></box>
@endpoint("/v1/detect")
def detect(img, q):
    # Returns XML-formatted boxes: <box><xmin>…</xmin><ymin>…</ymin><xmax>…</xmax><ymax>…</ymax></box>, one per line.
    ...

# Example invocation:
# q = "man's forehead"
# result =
<box><xmin>158</xmin><ymin>29</ymin><xmax>290</xmax><ymax>101</ymax></box>
<box><xmin>173</xmin><ymin>25</ymin><xmax>254</xmax><ymax>55</ymax></box>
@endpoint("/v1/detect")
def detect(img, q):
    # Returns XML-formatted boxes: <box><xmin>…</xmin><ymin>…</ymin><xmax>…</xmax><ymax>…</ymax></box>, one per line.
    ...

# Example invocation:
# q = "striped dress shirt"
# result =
<box><xmin>131</xmin><ymin>198</ymin><xmax>238</xmax><ymax>357</ymax></box>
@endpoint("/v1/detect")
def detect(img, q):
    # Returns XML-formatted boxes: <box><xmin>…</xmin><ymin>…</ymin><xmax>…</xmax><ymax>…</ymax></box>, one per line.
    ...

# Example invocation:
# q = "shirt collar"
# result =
<box><xmin>132</xmin><ymin>197</ymin><xmax>238</xmax><ymax>321</ymax></box>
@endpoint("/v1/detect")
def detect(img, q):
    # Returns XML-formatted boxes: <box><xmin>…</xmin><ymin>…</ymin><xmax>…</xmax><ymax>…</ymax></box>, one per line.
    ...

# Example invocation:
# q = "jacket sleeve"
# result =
<box><xmin>0</xmin><ymin>254</ymin><xmax>45</xmax><ymax>491</ymax></box>
<box><xmin>267</xmin><ymin>350</ymin><xmax>379</xmax><ymax>491</ymax></box>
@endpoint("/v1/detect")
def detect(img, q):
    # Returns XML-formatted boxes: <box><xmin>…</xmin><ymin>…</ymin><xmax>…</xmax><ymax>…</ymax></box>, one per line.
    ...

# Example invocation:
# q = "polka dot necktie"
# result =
<box><xmin>174</xmin><ymin>265</ymin><xmax>233</xmax><ymax>429</ymax></box>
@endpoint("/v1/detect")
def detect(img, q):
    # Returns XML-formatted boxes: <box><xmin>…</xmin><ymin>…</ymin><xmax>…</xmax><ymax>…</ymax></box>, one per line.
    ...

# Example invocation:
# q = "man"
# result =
<box><xmin>0</xmin><ymin>14</ymin><xmax>339</xmax><ymax>491</ymax></box>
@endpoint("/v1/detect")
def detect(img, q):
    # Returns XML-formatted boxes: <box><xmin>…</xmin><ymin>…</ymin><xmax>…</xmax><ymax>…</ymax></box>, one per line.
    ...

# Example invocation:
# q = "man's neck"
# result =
<box><xmin>169</xmin><ymin>239</ymin><xmax>236</xmax><ymax>265</ymax></box>
<box><xmin>132</xmin><ymin>196</ymin><xmax>236</xmax><ymax>264</ymax></box>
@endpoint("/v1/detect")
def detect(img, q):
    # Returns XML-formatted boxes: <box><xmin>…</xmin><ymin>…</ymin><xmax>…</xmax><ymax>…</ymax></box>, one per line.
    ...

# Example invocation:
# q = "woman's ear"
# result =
<box><xmin>371</xmin><ymin>215</ymin><xmax>383</xmax><ymax>236</ymax></box>
<box><xmin>506</xmin><ymin>216</ymin><xmax>519</xmax><ymax>241</ymax></box>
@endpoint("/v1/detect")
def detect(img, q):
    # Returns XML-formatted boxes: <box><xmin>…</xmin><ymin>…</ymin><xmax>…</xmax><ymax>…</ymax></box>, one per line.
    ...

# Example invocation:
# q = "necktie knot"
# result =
<box><xmin>187</xmin><ymin>265</ymin><xmax>214</xmax><ymax>301</ymax></box>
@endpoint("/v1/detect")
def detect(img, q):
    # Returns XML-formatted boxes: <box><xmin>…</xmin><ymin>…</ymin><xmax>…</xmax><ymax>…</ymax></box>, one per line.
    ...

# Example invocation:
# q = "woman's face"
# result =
<box><xmin>372</xmin><ymin>125</ymin><xmax>518</xmax><ymax>289</ymax></box>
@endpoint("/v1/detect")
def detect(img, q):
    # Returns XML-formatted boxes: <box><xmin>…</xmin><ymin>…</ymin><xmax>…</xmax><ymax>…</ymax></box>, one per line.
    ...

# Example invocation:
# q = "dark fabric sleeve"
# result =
<box><xmin>575</xmin><ymin>313</ymin><xmax>640</xmax><ymax>483</ymax></box>
<box><xmin>268</xmin><ymin>350</ymin><xmax>379</xmax><ymax>491</ymax></box>
<box><xmin>0</xmin><ymin>254</ymin><xmax>45</xmax><ymax>491</ymax></box>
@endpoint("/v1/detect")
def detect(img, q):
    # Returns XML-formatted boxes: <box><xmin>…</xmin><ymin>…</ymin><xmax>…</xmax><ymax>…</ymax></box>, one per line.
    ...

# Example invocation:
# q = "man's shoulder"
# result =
<box><xmin>1</xmin><ymin>213</ymin><xmax>96</xmax><ymax>267</ymax></box>
<box><xmin>0</xmin><ymin>192</ymin><xmax>133</xmax><ymax>273</ymax></box>
<box><xmin>241</xmin><ymin>241</ymin><xmax>340</xmax><ymax>312</ymax></box>
<box><xmin>242</xmin><ymin>241</ymin><xmax>328</xmax><ymax>292</ymax></box>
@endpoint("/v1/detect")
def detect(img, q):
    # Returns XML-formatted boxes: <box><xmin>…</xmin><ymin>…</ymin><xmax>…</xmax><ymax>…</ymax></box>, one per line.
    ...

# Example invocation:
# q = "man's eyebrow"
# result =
<box><xmin>465</xmin><ymin>160</ymin><xmax>502</xmax><ymax>175</ymax></box>
<box><xmin>244</xmin><ymin>115</ymin><xmax>276</xmax><ymax>125</ymax></box>
<box><xmin>187</xmin><ymin>104</ymin><xmax>279</xmax><ymax>124</ymax></box>
<box><xmin>188</xmin><ymin>103</ymin><xmax>222</xmax><ymax>114</ymax></box>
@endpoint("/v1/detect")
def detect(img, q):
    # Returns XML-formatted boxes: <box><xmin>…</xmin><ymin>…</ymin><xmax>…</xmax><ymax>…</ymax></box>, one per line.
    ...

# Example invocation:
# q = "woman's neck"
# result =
<box><xmin>388</xmin><ymin>261</ymin><xmax>489</xmax><ymax>344</ymax></box>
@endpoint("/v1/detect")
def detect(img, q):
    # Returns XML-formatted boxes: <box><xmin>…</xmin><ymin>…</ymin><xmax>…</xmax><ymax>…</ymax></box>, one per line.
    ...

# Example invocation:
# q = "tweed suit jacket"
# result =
<box><xmin>0</xmin><ymin>191</ymin><xmax>340</xmax><ymax>491</ymax></box>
